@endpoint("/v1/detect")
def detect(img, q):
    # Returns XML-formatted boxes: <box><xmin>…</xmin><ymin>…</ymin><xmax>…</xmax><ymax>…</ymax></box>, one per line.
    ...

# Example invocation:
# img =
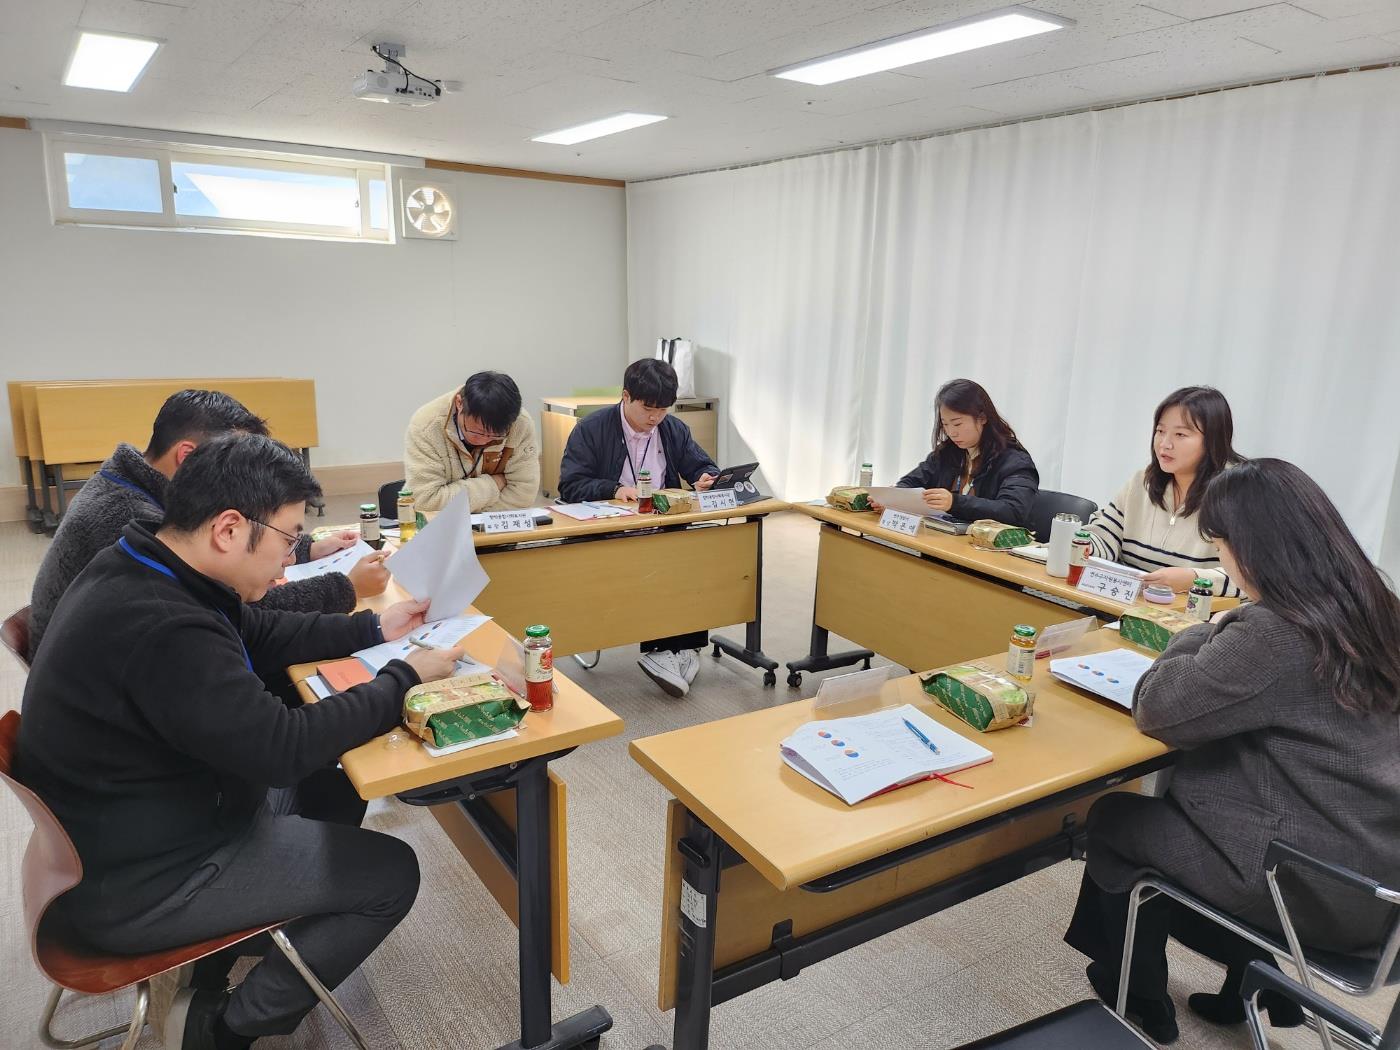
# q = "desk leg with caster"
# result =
<box><xmin>671</xmin><ymin>811</ymin><xmax>723</xmax><ymax>1050</ymax></box>
<box><xmin>783</xmin><ymin>525</ymin><xmax>874</xmax><ymax>688</ymax></box>
<box><xmin>710</xmin><ymin>517</ymin><xmax>780</xmax><ymax>687</ymax></box>
<box><xmin>500</xmin><ymin>758</ymin><xmax>613</xmax><ymax>1050</ymax></box>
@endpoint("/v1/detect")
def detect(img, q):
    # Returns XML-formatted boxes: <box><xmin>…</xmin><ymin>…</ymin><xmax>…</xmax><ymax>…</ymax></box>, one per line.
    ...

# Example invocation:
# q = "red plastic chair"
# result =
<box><xmin>0</xmin><ymin>710</ymin><xmax>368</xmax><ymax>1049</ymax></box>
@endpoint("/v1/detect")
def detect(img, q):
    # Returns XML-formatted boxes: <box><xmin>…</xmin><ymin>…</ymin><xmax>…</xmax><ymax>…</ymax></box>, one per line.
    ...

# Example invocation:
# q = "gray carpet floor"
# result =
<box><xmin>0</xmin><ymin>502</ymin><xmax>1392</xmax><ymax>1049</ymax></box>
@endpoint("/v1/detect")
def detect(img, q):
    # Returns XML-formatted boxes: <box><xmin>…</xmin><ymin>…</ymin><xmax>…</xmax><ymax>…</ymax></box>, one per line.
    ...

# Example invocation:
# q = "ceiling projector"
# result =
<box><xmin>354</xmin><ymin>43</ymin><xmax>441</xmax><ymax>107</ymax></box>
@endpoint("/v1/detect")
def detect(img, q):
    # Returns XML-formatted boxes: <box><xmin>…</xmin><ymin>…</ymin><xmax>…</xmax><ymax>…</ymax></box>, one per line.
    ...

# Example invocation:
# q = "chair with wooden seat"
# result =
<box><xmin>2</xmin><ymin>605</ymin><xmax>32</xmax><ymax>671</ymax></box>
<box><xmin>0</xmin><ymin>710</ymin><xmax>369</xmax><ymax>1050</ymax></box>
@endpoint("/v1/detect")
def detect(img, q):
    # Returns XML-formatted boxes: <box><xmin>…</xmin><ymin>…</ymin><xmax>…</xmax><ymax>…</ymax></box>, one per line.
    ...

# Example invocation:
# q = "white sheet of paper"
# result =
<box><xmin>305</xmin><ymin>674</ymin><xmax>333</xmax><ymax>700</ymax></box>
<box><xmin>552</xmin><ymin>502</ymin><xmax>635</xmax><ymax>521</ymax></box>
<box><xmin>1049</xmin><ymin>648</ymin><xmax>1153</xmax><ymax>710</ymax></box>
<box><xmin>385</xmin><ymin>492</ymin><xmax>489</xmax><ymax>621</ymax></box>
<box><xmin>421</xmin><ymin>728</ymin><xmax>518</xmax><ymax>757</ymax></box>
<box><xmin>868</xmin><ymin>486</ymin><xmax>934</xmax><ymax>517</ymax></box>
<box><xmin>283</xmin><ymin>539</ymin><xmax>377</xmax><ymax>582</ymax></box>
<box><xmin>353</xmin><ymin>614</ymin><xmax>493</xmax><ymax>673</ymax></box>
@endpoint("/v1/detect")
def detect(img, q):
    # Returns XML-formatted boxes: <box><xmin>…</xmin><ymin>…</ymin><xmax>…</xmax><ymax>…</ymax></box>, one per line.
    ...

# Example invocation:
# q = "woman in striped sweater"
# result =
<box><xmin>1084</xmin><ymin>386</ymin><xmax>1243</xmax><ymax>597</ymax></box>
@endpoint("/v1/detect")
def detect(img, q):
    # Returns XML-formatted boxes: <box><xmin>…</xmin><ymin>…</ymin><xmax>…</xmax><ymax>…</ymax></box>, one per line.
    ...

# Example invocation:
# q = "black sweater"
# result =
<box><xmin>558</xmin><ymin>404</ymin><xmax>719</xmax><ymax>502</ymax></box>
<box><xmin>896</xmin><ymin>445</ymin><xmax>1040</xmax><ymax>527</ymax></box>
<box><xmin>16</xmin><ymin>521</ymin><xmax>419</xmax><ymax>921</ymax></box>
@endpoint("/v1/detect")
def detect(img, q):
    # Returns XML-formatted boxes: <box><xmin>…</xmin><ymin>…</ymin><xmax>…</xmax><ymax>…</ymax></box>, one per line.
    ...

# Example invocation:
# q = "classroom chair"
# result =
<box><xmin>2</xmin><ymin>605</ymin><xmax>31</xmax><ymax>671</ymax></box>
<box><xmin>1241</xmin><ymin>959</ymin><xmax>1400</xmax><ymax>1050</ymax></box>
<box><xmin>1119</xmin><ymin>840</ymin><xmax>1400</xmax><ymax>1048</ymax></box>
<box><xmin>0</xmin><ymin>711</ymin><xmax>370</xmax><ymax>1050</ymax></box>
<box><xmin>1029</xmin><ymin>490</ymin><xmax>1098</xmax><ymax>543</ymax></box>
<box><xmin>378</xmin><ymin>479</ymin><xmax>405</xmax><ymax>520</ymax></box>
<box><xmin>949</xmin><ymin>1000</ymin><xmax>1155</xmax><ymax>1048</ymax></box>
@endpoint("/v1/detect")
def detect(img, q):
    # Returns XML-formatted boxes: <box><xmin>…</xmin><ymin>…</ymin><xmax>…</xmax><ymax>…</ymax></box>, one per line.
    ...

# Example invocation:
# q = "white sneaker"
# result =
<box><xmin>677</xmin><ymin>649</ymin><xmax>701</xmax><ymax>686</ymax></box>
<box><xmin>639</xmin><ymin>651</ymin><xmax>688</xmax><ymax>698</ymax></box>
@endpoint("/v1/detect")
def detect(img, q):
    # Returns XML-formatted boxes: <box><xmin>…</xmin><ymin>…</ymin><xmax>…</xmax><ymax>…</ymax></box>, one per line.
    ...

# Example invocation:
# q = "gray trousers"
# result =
<box><xmin>84</xmin><ymin>783</ymin><xmax>420</xmax><ymax>1037</ymax></box>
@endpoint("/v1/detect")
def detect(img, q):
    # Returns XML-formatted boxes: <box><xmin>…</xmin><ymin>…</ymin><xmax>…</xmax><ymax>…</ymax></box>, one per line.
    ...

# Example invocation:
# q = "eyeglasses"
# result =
<box><xmin>245</xmin><ymin>515</ymin><xmax>301</xmax><ymax>554</ymax></box>
<box><xmin>457</xmin><ymin>408</ymin><xmax>504</xmax><ymax>444</ymax></box>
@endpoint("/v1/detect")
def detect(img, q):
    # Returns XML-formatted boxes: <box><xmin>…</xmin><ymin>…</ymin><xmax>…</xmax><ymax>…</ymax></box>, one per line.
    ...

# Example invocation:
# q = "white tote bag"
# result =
<box><xmin>654</xmin><ymin>337</ymin><xmax>696</xmax><ymax>400</ymax></box>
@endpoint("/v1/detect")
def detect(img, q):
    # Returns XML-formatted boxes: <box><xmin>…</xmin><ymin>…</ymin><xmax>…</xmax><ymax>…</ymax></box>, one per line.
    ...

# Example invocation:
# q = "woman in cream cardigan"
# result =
<box><xmin>1083</xmin><ymin>385</ymin><xmax>1243</xmax><ymax>597</ymax></box>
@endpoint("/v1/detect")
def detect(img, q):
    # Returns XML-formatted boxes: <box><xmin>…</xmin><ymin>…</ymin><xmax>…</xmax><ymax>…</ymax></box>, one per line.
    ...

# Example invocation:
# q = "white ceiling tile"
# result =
<box><xmin>4</xmin><ymin>0</ymin><xmax>1394</xmax><ymax>180</ymax></box>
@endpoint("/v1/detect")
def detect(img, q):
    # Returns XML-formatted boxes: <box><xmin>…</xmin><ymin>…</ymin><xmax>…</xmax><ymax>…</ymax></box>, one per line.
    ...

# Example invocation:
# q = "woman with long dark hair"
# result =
<box><xmin>1083</xmin><ymin>386</ymin><xmax>1243</xmax><ymax>595</ymax></box>
<box><xmin>891</xmin><ymin>379</ymin><xmax>1039</xmax><ymax>527</ymax></box>
<box><xmin>1065</xmin><ymin>458</ymin><xmax>1400</xmax><ymax>1043</ymax></box>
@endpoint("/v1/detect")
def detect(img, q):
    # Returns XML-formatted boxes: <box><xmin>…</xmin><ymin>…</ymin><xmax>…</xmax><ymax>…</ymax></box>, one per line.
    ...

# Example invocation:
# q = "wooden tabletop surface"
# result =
<box><xmin>288</xmin><ymin>583</ymin><xmax>624</xmax><ymax>800</ymax></box>
<box><xmin>630</xmin><ymin>628</ymin><xmax>1168</xmax><ymax>891</ymax></box>
<box><xmin>792</xmin><ymin>501</ymin><xmax>1227</xmax><ymax>618</ymax></box>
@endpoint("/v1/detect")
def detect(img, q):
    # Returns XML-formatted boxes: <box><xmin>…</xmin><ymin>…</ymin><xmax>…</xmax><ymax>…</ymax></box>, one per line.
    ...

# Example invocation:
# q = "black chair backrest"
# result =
<box><xmin>378</xmin><ymin>481</ymin><xmax>405</xmax><ymax>520</ymax></box>
<box><xmin>1029</xmin><ymin>489</ymin><xmax>1097</xmax><ymax>543</ymax></box>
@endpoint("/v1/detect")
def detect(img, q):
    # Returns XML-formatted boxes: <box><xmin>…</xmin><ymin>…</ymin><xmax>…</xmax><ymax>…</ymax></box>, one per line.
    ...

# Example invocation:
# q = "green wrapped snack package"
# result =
<box><xmin>403</xmin><ymin>672</ymin><xmax>529</xmax><ymax>748</ymax></box>
<box><xmin>652</xmin><ymin>489</ymin><xmax>696</xmax><ymax>515</ymax></box>
<box><xmin>921</xmin><ymin>661</ymin><xmax>1034</xmax><ymax>732</ymax></box>
<box><xmin>827</xmin><ymin>486</ymin><xmax>873</xmax><ymax>512</ymax></box>
<box><xmin>1120</xmin><ymin>607</ymin><xmax>1199</xmax><ymax>653</ymax></box>
<box><xmin>967</xmin><ymin>520</ymin><xmax>1033</xmax><ymax>548</ymax></box>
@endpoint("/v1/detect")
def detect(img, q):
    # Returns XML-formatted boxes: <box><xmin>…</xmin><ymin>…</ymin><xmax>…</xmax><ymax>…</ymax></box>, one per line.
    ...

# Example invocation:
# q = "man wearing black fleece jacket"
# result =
<box><xmin>17</xmin><ymin>434</ymin><xmax>461</xmax><ymax>1050</ymax></box>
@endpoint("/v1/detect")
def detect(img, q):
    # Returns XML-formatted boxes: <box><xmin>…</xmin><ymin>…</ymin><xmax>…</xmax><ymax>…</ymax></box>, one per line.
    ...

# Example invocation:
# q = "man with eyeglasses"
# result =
<box><xmin>404</xmin><ymin>370</ymin><xmax>541</xmax><ymax>512</ymax></box>
<box><xmin>18</xmin><ymin>433</ymin><xmax>461</xmax><ymax>1050</ymax></box>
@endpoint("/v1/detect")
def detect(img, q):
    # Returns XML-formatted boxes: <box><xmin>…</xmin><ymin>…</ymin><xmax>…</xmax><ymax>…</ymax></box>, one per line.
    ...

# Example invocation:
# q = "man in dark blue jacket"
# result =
<box><xmin>558</xmin><ymin>359</ymin><xmax>719</xmax><ymax>697</ymax></box>
<box><xmin>18</xmin><ymin>434</ymin><xmax>461</xmax><ymax>1050</ymax></box>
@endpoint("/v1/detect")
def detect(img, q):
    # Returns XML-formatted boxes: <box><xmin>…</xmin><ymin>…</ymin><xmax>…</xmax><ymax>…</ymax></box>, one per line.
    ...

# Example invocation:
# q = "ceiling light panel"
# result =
<box><xmin>773</xmin><ymin>9</ymin><xmax>1071</xmax><ymax>86</ymax></box>
<box><xmin>532</xmin><ymin>112</ymin><xmax>668</xmax><ymax>145</ymax></box>
<box><xmin>64</xmin><ymin>31</ymin><xmax>161</xmax><ymax>92</ymax></box>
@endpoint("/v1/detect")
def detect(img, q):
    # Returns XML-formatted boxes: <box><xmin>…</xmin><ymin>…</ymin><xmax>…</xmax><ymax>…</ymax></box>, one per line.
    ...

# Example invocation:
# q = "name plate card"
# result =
<box><xmin>697</xmin><ymin>489</ymin><xmax>738</xmax><ymax>512</ymax></box>
<box><xmin>879</xmin><ymin>509</ymin><xmax>921</xmax><ymax>537</ymax></box>
<box><xmin>1076</xmin><ymin>564</ymin><xmax>1144</xmax><ymax>604</ymax></box>
<box><xmin>482</xmin><ymin>510</ymin><xmax>538</xmax><ymax>534</ymax></box>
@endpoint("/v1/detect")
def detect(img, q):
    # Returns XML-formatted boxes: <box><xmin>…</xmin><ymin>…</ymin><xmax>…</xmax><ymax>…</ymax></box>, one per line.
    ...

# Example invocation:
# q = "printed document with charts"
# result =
<box><xmin>780</xmin><ymin>704</ymin><xmax>992</xmax><ymax>805</ymax></box>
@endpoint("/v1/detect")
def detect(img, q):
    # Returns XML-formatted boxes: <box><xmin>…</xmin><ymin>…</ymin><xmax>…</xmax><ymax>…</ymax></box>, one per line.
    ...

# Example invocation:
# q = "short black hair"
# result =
<box><xmin>623</xmin><ymin>359</ymin><xmax>678</xmax><ymax>409</ymax></box>
<box><xmin>145</xmin><ymin>389</ymin><xmax>268</xmax><ymax>459</ymax></box>
<box><xmin>163</xmin><ymin>433</ymin><xmax>321</xmax><ymax>550</ymax></box>
<box><xmin>461</xmin><ymin>372</ymin><xmax>522</xmax><ymax>435</ymax></box>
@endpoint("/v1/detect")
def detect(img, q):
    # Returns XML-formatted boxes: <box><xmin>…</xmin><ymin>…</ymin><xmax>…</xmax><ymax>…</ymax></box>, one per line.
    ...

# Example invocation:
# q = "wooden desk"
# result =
<box><xmin>784</xmin><ymin>502</ymin><xmax>1234</xmax><ymax>687</ymax></box>
<box><xmin>11</xmin><ymin>378</ymin><xmax>318</xmax><ymax>532</ymax></box>
<box><xmin>289</xmin><ymin>599</ymin><xmax>622</xmax><ymax>1050</ymax></box>
<box><xmin>471</xmin><ymin>498</ymin><xmax>787</xmax><ymax>686</ymax></box>
<box><xmin>538</xmin><ymin>395</ymin><xmax>719</xmax><ymax>498</ymax></box>
<box><xmin>630</xmin><ymin>629</ymin><xmax>1171</xmax><ymax>1048</ymax></box>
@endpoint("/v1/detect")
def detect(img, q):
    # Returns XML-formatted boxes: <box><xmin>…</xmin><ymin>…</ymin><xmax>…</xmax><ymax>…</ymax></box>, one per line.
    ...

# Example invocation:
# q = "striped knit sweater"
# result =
<box><xmin>1083</xmin><ymin>469</ymin><xmax>1241</xmax><ymax>597</ymax></box>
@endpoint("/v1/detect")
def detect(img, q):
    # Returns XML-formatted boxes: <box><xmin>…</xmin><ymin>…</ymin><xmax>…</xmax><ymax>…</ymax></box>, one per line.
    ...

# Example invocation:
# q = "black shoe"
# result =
<box><xmin>1188</xmin><ymin>990</ymin><xmax>1245</xmax><ymax>1025</ymax></box>
<box><xmin>164</xmin><ymin>988</ymin><xmax>225</xmax><ymax>1050</ymax></box>
<box><xmin>1189</xmin><ymin>986</ymin><xmax>1304</xmax><ymax>1028</ymax></box>
<box><xmin>163</xmin><ymin>989</ymin><xmax>252</xmax><ymax>1050</ymax></box>
<box><xmin>1087</xmin><ymin>961</ymin><xmax>1179</xmax><ymax>1044</ymax></box>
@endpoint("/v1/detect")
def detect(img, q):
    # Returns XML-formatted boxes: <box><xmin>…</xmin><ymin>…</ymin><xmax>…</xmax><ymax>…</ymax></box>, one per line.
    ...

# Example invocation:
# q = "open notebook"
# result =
<box><xmin>780</xmin><ymin>703</ymin><xmax>992</xmax><ymax>805</ymax></box>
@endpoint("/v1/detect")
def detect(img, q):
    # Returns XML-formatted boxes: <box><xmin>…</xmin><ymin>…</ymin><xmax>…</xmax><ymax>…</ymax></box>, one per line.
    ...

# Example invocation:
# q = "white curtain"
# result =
<box><xmin>627</xmin><ymin>68</ymin><xmax>1400</xmax><ymax>561</ymax></box>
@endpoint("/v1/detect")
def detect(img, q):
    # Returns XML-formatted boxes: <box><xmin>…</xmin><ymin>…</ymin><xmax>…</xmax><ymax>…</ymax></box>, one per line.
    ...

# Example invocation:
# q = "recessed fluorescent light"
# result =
<box><xmin>532</xmin><ymin>112</ymin><xmax>667</xmax><ymax>145</ymax></box>
<box><xmin>64</xmin><ymin>31</ymin><xmax>161</xmax><ymax>92</ymax></box>
<box><xmin>773</xmin><ymin>7</ymin><xmax>1070</xmax><ymax>86</ymax></box>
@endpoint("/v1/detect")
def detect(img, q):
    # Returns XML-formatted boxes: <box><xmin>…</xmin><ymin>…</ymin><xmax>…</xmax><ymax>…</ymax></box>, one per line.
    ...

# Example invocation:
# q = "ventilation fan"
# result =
<box><xmin>400</xmin><ymin>181</ymin><xmax>457</xmax><ymax>240</ymax></box>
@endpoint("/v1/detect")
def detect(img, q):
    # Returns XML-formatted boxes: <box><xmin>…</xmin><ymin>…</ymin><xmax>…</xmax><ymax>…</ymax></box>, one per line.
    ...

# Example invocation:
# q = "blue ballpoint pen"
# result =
<box><xmin>902</xmin><ymin>717</ymin><xmax>941</xmax><ymax>754</ymax></box>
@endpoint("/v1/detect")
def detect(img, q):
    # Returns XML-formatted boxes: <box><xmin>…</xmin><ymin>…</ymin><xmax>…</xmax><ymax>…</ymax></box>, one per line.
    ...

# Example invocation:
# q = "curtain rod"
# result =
<box><xmin>630</xmin><ymin>59</ymin><xmax>1400</xmax><ymax>185</ymax></box>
